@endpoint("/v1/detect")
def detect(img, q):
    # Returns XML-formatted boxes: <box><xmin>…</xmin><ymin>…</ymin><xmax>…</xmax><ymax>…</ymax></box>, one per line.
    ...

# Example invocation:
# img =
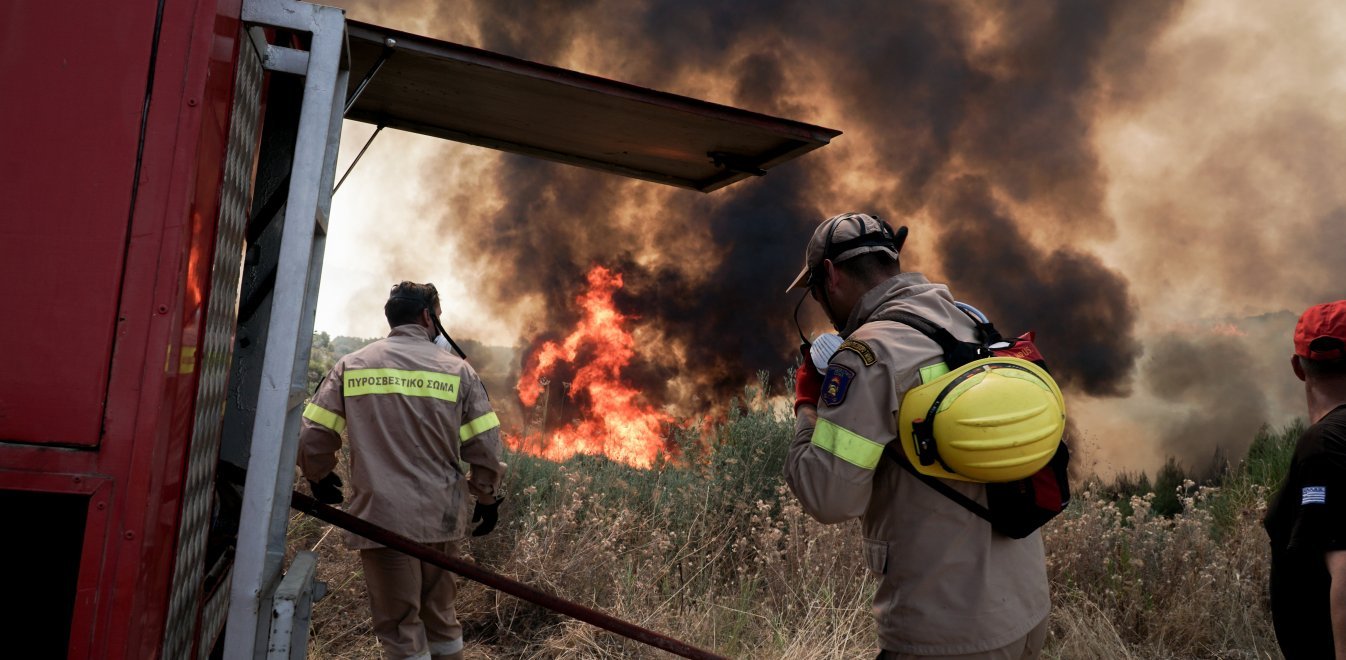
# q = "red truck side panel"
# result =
<box><xmin>0</xmin><ymin>0</ymin><xmax>244</xmax><ymax>658</ymax></box>
<box><xmin>100</xmin><ymin>1</ymin><xmax>245</xmax><ymax>657</ymax></box>
<box><xmin>0</xmin><ymin>2</ymin><xmax>162</xmax><ymax>446</ymax></box>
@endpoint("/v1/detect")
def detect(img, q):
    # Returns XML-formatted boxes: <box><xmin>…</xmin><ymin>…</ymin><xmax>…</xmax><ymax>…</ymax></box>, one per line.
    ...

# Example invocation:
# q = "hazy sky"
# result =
<box><xmin>313</xmin><ymin>0</ymin><xmax>1346</xmax><ymax>475</ymax></box>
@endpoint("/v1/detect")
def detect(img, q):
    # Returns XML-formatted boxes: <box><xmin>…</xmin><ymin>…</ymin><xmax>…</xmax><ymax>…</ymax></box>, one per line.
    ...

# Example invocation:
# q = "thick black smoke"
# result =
<box><xmin>615</xmin><ymin>165</ymin><xmax>822</xmax><ymax>404</ymax></box>
<box><xmin>936</xmin><ymin>176</ymin><xmax>1140</xmax><ymax>396</ymax></box>
<box><xmin>419</xmin><ymin>0</ymin><xmax>1185</xmax><ymax>413</ymax></box>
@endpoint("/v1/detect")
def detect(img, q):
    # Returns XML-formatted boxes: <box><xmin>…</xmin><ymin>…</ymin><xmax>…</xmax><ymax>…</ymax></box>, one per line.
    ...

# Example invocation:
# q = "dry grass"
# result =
<box><xmin>1042</xmin><ymin>485</ymin><xmax>1279</xmax><ymax>659</ymax></box>
<box><xmin>289</xmin><ymin>394</ymin><xmax>1295</xmax><ymax>659</ymax></box>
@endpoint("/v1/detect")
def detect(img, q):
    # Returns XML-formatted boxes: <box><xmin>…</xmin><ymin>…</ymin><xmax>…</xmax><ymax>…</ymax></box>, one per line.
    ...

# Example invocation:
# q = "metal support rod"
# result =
<box><xmin>333</xmin><ymin>124</ymin><xmax>383</xmax><ymax>194</ymax></box>
<box><xmin>288</xmin><ymin>490</ymin><xmax>728</xmax><ymax>660</ymax></box>
<box><xmin>344</xmin><ymin>38</ymin><xmax>396</xmax><ymax>115</ymax></box>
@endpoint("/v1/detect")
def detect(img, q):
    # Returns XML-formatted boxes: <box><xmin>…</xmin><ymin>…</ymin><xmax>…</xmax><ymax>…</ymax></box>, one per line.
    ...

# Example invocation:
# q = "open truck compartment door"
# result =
<box><xmin>343</xmin><ymin>20</ymin><xmax>840</xmax><ymax>192</ymax></box>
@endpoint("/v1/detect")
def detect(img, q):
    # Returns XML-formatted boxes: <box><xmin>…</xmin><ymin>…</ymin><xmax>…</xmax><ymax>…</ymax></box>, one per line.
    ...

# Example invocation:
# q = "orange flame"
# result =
<box><xmin>511</xmin><ymin>265</ymin><xmax>675</xmax><ymax>468</ymax></box>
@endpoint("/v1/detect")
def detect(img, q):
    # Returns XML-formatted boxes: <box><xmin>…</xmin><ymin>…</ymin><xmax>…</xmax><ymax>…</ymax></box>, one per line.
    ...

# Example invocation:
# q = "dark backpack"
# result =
<box><xmin>877</xmin><ymin>306</ymin><xmax>1071</xmax><ymax>539</ymax></box>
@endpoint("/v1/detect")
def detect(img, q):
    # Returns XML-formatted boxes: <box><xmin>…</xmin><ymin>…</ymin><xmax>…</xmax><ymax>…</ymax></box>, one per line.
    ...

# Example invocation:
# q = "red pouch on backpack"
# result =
<box><xmin>991</xmin><ymin>331</ymin><xmax>1047</xmax><ymax>367</ymax></box>
<box><xmin>986</xmin><ymin>331</ymin><xmax>1069</xmax><ymax>536</ymax></box>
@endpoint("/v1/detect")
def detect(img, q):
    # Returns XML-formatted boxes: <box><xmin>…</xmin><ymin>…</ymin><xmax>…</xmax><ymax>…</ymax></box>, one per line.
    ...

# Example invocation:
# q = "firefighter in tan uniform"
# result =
<box><xmin>299</xmin><ymin>282</ymin><xmax>504</xmax><ymax>660</ymax></box>
<box><xmin>784</xmin><ymin>214</ymin><xmax>1050</xmax><ymax>659</ymax></box>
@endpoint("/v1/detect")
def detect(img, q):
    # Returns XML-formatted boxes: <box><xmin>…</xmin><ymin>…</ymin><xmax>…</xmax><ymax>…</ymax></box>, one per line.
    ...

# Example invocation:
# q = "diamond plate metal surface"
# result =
<box><xmin>196</xmin><ymin>561</ymin><xmax>233</xmax><ymax>660</ymax></box>
<box><xmin>162</xmin><ymin>35</ymin><xmax>263</xmax><ymax>659</ymax></box>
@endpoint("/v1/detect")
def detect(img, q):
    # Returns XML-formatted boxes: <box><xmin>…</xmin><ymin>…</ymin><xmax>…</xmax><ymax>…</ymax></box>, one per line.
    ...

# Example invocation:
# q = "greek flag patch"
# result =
<box><xmin>1302</xmin><ymin>486</ymin><xmax>1327</xmax><ymax>505</ymax></box>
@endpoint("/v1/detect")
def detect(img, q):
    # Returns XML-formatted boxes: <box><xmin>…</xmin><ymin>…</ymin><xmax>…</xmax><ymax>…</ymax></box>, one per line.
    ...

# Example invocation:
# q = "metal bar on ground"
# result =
<box><xmin>288</xmin><ymin>490</ymin><xmax>728</xmax><ymax>660</ymax></box>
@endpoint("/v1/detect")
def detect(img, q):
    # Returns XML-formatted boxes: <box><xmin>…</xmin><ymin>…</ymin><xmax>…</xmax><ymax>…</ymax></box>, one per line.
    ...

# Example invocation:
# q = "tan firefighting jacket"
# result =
<box><xmin>298</xmin><ymin>324</ymin><xmax>504</xmax><ymax>550</ymax></box>
<box><xmin>785</xmin><ymin>273</ymin><xmax>1050</xmax><ymax>655</ymax></box>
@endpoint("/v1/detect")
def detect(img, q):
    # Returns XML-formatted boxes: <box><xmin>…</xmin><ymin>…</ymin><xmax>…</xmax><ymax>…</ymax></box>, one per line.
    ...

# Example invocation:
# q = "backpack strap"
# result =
<box><xmin>875</xmin><ymin>309</ymin><xmax>990</xmax><ymax>369</ymax></box>
<box><xmin>881</xmin><ymin>441</ymin><xmax>994</xmax><ymax>523</ymax></box>
<box><xmin>871</xmin><ymin>308</ymin><xmax>995</xmax><ymax>523</ymax></box>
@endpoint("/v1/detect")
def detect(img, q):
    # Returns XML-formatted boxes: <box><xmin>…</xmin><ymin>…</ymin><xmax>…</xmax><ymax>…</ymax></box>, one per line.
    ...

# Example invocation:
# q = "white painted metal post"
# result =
<box><xmin>265</xmin><ymin>551</ymin><xmax>323</xmax><ymax>660</ymax></box>
<box><xmin>224</xmin><ymin>1</ymin><xmax>346</xmax><ymax>657</ymax></box>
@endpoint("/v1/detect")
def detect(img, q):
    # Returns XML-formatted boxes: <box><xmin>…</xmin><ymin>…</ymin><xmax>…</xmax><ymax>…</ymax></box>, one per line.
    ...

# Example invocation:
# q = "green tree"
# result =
<box><xmin>1151</xmin><ymin>456</ymin><xmax>1187</xmax><ymax>517</ymax></box>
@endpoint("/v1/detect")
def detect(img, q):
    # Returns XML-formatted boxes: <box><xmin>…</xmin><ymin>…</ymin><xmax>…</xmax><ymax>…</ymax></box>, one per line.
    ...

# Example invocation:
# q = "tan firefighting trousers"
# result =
<box><xmin>877</xmin><ymin>616</ymin><xmax>1048</xmax><ymax>660</ymax></box>
<box><xmin>360</xmin><ymin>541</ymin><xmax>464</xmax><ymax>660</ymax></box>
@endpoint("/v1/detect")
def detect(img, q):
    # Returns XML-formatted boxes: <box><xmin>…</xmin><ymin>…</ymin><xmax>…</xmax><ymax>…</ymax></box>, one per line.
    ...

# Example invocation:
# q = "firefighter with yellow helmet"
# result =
<box><xmin>784</xmin><ymin>213</ymin><xmax>1052</xmax><ymax>659</ymax></box>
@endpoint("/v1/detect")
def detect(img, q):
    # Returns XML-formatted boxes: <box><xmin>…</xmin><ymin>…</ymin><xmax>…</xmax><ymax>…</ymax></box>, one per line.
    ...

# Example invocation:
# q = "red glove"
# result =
<box><xmin>795</xmin><ymin>361</ymin><xmax>825</xmax><ymax>412</ymax></box>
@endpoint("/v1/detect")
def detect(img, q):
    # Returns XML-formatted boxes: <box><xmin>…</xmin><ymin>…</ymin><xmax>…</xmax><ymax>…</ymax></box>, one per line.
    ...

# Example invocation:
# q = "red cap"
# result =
<box><xmin>1294</xmin><ymin>300</ymin><xmax>1346</xmax><ymax>360</ymax></box>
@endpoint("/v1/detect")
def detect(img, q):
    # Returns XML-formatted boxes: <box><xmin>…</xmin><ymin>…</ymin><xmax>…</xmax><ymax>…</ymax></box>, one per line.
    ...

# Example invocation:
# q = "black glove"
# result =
<box><xmin>471</xmin><ymin>496</ymin><xmax>502</xmax><ymax>537</ymax></box>
<box><xmin>308</xmin><ymin>472</ymin><xmax>344</xmax><ymax>505</ymax></box>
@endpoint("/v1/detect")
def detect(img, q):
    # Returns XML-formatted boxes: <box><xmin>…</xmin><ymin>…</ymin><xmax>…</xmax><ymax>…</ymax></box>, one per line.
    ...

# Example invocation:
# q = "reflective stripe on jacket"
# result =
<box><xmin>785</xmin><ymin>273</ymin><xmax>1049</xmax><ymax>655</ymax></box>
<box><xmin>299</xmin><ymin>324</ymin><xmax>504</xmax><ymax>550</ymax></box>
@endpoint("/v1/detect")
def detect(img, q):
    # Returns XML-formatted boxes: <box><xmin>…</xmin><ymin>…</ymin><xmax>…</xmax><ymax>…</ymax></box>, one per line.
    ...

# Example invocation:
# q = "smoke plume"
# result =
<box><xmin>320</xmin><ymin>0</ymin><xmax>1346</xmax><ymax>475</ymax></box>
<box><xmin>425</xmin><ymin>0</ymin><xmax>1167</xmax><ymax>408</ymax></box>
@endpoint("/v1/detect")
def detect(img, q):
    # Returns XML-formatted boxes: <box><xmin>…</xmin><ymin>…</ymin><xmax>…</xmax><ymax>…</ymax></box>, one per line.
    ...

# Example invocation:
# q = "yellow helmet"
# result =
<box><xmin>896</xmin><ymin>357</ymin><xmax>1065</xmax><ymax>483</ymax></box>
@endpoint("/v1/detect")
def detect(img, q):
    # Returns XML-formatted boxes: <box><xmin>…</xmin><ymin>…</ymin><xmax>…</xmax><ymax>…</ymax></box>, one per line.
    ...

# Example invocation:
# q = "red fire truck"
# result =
<box><xmin>0</xmin><ymin>1</ymin><xmax>837</xmax><ymax>657</ymax></box>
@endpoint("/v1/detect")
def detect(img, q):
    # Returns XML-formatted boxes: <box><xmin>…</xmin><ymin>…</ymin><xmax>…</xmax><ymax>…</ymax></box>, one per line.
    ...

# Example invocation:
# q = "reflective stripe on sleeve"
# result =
<box><xmin>343</xmin><ymin>368</ymin><xmax>461</xmax><ymax>402</ymax></box>
<box><xmin>303</xmin><ymin>402</ymin><xmax>347</xmax><ymax>434</ymax></box>
<box><xmin>460</xmin><ymin>411</ymin><xmax>501</xmax><ymax>442</ymax></box>
<box><xmin>811</xmin><ymin>418</ymin><xmax>884</xmax><ymax>469</ymax></box>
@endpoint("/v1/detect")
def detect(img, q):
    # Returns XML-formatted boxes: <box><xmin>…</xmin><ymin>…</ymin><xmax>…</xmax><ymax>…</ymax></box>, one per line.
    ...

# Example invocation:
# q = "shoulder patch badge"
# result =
<box><xmin>836</xmin><ymin>339</ymin><xmax>876</xmax><ymax>366</ymax></box>
<box><xmin>821</xmin><ymin>365</ymin><xmax>856</xmax><ymax>407</ymax></box>
<box><xmin>1302</xmin><ymin>486</ymin><xmax>1327</xmax><ymax>505</ymax></box>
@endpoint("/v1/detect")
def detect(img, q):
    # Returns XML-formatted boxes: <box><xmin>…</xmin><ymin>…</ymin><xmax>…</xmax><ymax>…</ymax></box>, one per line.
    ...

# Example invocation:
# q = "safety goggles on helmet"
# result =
<box><xmin>807</xmin><ymin>217</ymin><xmax>905</xmax><ymax>286</ymax></box>
<box><xmin>790</xmin><ymin>213</ymin><xmax>908</xmax><ymax>352</ymax></box>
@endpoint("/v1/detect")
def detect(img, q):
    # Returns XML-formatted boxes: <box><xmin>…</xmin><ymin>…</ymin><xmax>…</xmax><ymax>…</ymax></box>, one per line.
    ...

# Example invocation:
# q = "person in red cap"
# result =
<box><xmin>1265</xmin><ymin>300</ymin><xmax>1346</xmax><ymax>660</ymax></box>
